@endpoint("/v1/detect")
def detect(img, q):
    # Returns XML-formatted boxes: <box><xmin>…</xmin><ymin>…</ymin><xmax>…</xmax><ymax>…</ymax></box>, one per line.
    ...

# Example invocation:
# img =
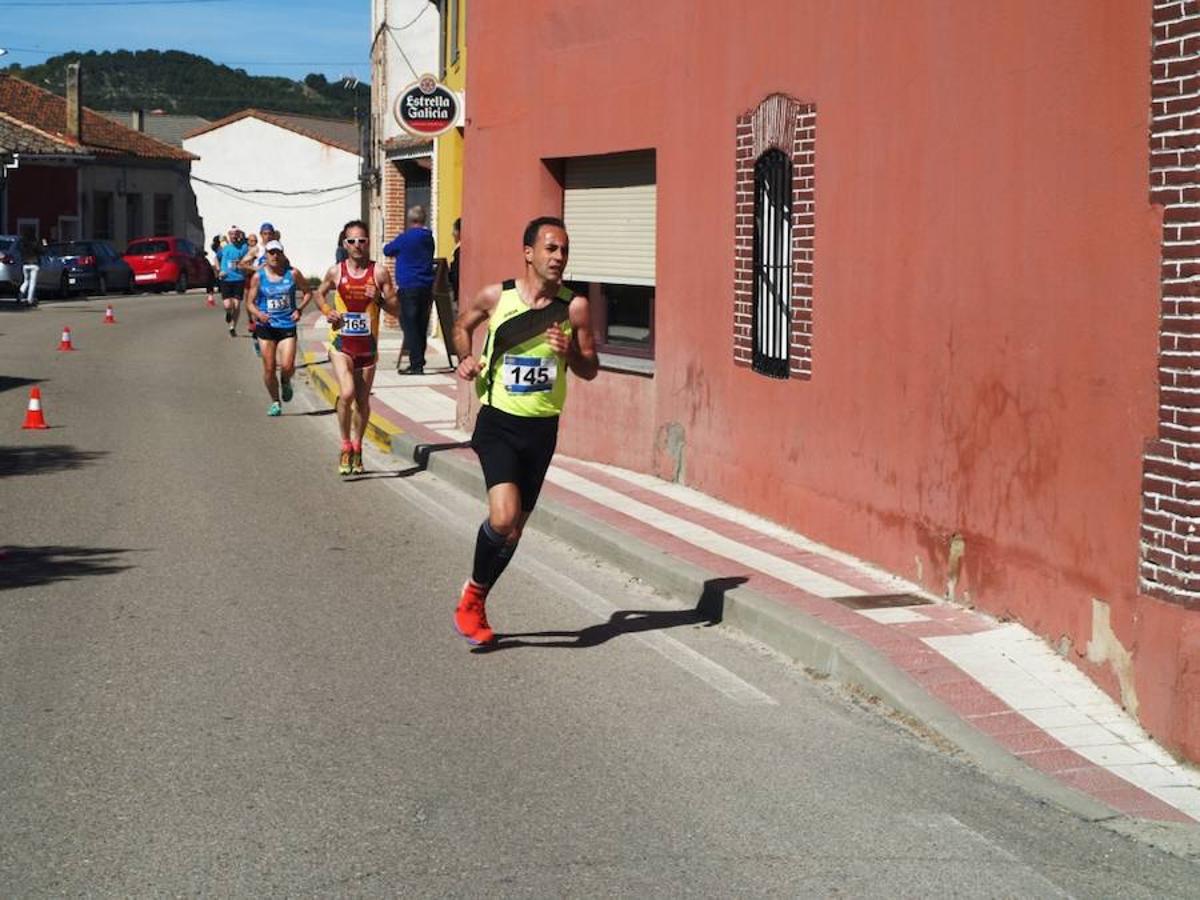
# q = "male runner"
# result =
<box><xmin>450</xmin><ymin>216</ymin><xmax>598</xmax><ymax>645</ymax></box>
<box><xmin>245</xmin><ymin>240</ymin><xmax>311</xmax><ymax>416</ymax></box>
<box><xmin>240</xmin><ymin>223</ymin><xmax>278</xmax><ymax>357</ymax></box>
<box><xmin>217</xmin><ymin>226</ymin><xmax>248</xmax><ymax>336</ymax></box>
<box><xmin>315</xmin><ymin>220</ymin><xmax>400</xmax><ymax>475</ymax></box>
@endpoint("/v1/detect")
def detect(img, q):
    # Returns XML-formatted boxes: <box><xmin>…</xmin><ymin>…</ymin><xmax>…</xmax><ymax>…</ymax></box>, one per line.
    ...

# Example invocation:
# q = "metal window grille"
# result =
<box><xmin>752</xmin><ymin>149</ymin><xmax>792</xmax><ymax>378</ymax></box>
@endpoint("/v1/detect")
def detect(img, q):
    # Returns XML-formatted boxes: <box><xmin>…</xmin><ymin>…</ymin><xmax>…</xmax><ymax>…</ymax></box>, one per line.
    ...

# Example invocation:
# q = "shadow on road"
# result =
<box><xmin>343</xmin><ymin>465</ymin><xmax>422</xmax><ymax>481</ymax></box>
<box><xmin>0</xmin><ymin>444</ymin><xmax>107</xmax><ymax>477</ymax></box>
<box><xmin>473</xmin><ymin>576</ymin><xmax>748</xmax><ymax>653</ymax></box>
<box><xmin>0</xmin><ymin>545</ymin><xmax>136</xmax><ymax>591</ymax></box>
<box><xmin>0</xmin><ymin>375</ymin><xmax>42</xmax><ymax>395</ymax></box>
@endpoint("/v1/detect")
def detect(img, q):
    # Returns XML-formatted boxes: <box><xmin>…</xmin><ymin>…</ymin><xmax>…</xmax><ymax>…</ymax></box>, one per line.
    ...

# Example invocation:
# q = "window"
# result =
<box><xmin>153</xmin><ymin>193</ymin><xmax>174</xmax><ymax>236</ymax></box>
<box><xmin>734</xmin><ymin>95</ymin><xmax>815</xmax><ymax>378</ymax></box>
<box><xmin>562</xmin><ymin>149</ymin><xmax>656</xmax><ymax>364</ymax></box>
<box><xmin>752</xmin><ymin>149</ymin><xmax>792</xmax><ymax>378</ymax></box>
<box><xmin>92</xmin><ymin>192</ymin><xmax>114</xmax><ymax>240</ymax></box>
<box><xmin>125</xmin><ymin>193</ymin><xmax>143</xmax><ymax>244</ymax></box>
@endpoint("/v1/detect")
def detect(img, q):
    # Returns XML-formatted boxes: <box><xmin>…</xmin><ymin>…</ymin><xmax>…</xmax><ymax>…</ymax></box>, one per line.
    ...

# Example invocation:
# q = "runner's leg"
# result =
<box><xmin>329</xmin><ymin>349</ymin><xmax>355</xmax><ymax>442</ymax></box>
<box><xmin>350</xmin><ymin>363</ymin><xmax>374</xmax><ymax>474</ymax></box>
<box><xmin>277</xmin><ymin>336</ymin><xmax>297</xmax><ymax>400</ymax></box>
<box><xmin>259</xmin><ymin>338</ymin><xmax>280</xmax><ymax>401</ymax></box>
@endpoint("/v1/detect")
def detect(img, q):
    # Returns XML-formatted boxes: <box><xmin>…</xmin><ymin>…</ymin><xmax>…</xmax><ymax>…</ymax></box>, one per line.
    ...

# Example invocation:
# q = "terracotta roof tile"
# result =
<box><xmin>0</xmin><ymin>75</ymin><xmax>195</xmax><ymax>162</ymax></box>
<box><xmin>0</xmin><ymin>112</ymin><xmax>89</xmax><ymax>156</ymax></box>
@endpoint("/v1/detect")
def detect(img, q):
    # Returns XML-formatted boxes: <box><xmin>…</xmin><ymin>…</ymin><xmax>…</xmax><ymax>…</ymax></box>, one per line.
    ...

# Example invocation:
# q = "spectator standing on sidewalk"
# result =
<box><xmin>448</xmin><ymin>217</ymin><xmax>462</xmax><ymax>314</ymax></box>
<box><xmin>448</xmin><ymin>216</ymin><xmax>599</xmax><ymax>645</ymax></box>
<box><xmin>19</xmin><ymin>234</ymin><xmax>41</xmax><ymax>306</ymax></box>
<box><xmin>383</xmin><ymin>205</ymin><xmax>435</xmax><ymax>375</ymax></box>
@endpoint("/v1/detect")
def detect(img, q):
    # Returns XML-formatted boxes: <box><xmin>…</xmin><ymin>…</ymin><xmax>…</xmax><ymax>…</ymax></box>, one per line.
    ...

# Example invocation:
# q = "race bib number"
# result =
<box><xmin>341</xmin><ymin>312</ymin><xmax>370</xmax><ymax>336</ymax></box>
<box><xmin>502</xmin><ymin>354</ymin><xmax>556</xmax><ymax>393</ymax></box>
<box><xmin>265</xmin><ymin>294</ymin><xmax>290</xmax><ymax>312</ymax></box>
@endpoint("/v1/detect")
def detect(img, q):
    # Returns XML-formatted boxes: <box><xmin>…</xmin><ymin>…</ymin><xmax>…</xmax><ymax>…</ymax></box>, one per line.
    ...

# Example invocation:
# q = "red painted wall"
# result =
<box><xmin>5</xmin><ymin>164</ymin><xmax>76</xmax><ymax>235</ymax></box>
<box><xmin>464</xmin><ymin>3</ymin><xmax>1198</xmax><ymax>756</ymax></box>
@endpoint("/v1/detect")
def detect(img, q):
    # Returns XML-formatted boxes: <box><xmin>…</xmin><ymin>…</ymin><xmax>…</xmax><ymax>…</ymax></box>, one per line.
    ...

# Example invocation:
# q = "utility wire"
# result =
<box><xmin>191</xmin><ymin>175</ymin><xmax>359</xmax><ymax>196</ymax></box>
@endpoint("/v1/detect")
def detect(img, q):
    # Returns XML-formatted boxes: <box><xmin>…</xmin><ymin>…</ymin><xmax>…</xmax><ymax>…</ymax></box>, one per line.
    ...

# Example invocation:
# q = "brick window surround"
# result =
<box><xmin>734</xmin><ymin>94</ymin><xmax>816</xmax><ymax>378</ymax></box>
<box><xmin>1140</xmin><ymin>0</ymin><xmax>1200</xmax><ymax>608</ymax></box>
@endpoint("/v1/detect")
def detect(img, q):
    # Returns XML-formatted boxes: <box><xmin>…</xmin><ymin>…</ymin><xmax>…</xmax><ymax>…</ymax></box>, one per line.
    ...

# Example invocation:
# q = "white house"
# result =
<box><xmin>183</xmin><ymin>110</ymin><xmax>361</xmax><ymax>278</ymax></box>
<box><xmin>369</xmin><ymin>0</ymin><xmax>439</xmax><ymax>260</ymax></box>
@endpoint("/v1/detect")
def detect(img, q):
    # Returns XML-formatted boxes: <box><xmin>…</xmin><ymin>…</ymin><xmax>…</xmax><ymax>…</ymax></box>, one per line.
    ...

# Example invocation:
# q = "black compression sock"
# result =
<box><xmin>490</xmin><ymin>539</ymin><xmax>519</xmax><ymax>586</ymax></box>
<box><xmin>472</xmin><ymin>519</ymin><xmax>508</xmax><ymax>587</ymax></box>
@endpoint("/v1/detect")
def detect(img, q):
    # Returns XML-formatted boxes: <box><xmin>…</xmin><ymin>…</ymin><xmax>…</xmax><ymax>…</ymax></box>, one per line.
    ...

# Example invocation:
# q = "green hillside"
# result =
<box><xmin>4</xmin><ymin>50</ymin><xmax>370</xmax><ymax>121</ymax></box>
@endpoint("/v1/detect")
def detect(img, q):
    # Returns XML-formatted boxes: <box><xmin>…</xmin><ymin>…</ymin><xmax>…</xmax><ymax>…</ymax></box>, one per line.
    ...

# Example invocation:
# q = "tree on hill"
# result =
<box><xmin>3</xmin><ymin>50</ymin><xmax>370</xmax><ymax>121</ymax></box>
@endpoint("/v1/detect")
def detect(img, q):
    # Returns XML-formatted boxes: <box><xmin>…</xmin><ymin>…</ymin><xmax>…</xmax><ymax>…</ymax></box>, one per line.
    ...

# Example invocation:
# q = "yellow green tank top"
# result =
<box><xmin>476</xmin><ymin>279</ymin><xmax>574</xmax><ymax>418</ymax></box>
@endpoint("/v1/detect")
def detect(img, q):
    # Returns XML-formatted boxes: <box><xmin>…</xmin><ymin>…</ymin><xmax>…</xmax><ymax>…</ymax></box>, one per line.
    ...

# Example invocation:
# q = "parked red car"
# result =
<box><xmin>123</xmin><ymin>236</ymin><xmax>214</xmax><ymax>293</ymax></box>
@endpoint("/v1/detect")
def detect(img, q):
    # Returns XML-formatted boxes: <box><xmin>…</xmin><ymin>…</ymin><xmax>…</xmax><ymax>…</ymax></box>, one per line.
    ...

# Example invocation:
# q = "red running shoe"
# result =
<box><xmin>454</xmin><ymin>581</ymin><xmax>495</xmax><ymax>645</ymax></box>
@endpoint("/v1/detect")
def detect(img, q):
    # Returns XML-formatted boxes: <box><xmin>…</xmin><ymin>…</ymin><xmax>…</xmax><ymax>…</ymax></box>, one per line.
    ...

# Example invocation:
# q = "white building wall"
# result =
<box><xmin>184</xmin><ymin>117</ymin><xmax>360</xmax><ymax>279</ymax></box>
<box><xmin>372</xmin><ymin>0</ymin><xmax>440</xmax><ymax>146</ymax></box>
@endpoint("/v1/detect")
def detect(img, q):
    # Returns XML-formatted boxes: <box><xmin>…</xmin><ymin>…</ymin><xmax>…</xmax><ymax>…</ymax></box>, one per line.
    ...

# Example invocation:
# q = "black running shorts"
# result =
<box><xmin>472</xmin><ymin>404</ymin><xmax>559</xmax><ymax>511</ymax></box>
<box><xmin>255</xmin><ymin>324</ymin><xmax>297</xmax><ymax>342</ymax></box>
<box><xmin>219</xmin><ymin>279</ymin><xmax>244</xmax><ymax>300</ymax></box>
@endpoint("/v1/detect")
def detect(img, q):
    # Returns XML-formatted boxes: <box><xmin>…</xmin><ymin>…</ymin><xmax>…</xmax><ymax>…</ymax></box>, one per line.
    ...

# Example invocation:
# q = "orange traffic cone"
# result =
<box><xmin>103</xmin><ymin>304</ymin><xmax>116</xmax><ymax>324</ymax></box>
<box><xmin>21</xmin><ymin>387</ymin><xmax>48</xmax><ymax>429</ymax></box>
<box><xmin>57</xmin><ymin>326</ymin><xmax>76</xmax><ymax>352</ymax></box>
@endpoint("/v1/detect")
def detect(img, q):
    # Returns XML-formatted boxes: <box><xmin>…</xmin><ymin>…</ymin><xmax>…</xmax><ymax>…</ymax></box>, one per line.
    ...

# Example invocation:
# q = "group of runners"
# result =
<box><xmin>210</xmin><ymin>214</ymin><xmax>597</xmax><ymax>646</ymax></box>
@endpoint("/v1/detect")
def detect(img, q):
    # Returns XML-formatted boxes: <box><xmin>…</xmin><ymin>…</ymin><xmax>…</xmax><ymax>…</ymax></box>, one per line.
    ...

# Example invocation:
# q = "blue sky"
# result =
<box><xmin>0</xmin><ymin>0</ymin><xmax>373</xmax><ymax>83</ymax></box>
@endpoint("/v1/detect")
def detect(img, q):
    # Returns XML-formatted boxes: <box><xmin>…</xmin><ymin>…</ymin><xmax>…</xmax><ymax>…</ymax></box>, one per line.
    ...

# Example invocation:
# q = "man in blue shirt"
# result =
<box><xmin>217</xmin><ymin>225</ymin><xmax>249</xmax><ymax>337</ymax></box>
<box><xmin>382</xmin><ymin>205</ymin><xmax>435</xmax><ymax>374</ymax></box>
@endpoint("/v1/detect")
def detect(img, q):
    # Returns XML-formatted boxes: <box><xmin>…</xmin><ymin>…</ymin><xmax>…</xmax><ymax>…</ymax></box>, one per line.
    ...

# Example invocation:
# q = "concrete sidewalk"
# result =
<box><xmin>299</xmin><ymin>312</ymin><xmax>1200</xmax><ymax>832</ymax></box>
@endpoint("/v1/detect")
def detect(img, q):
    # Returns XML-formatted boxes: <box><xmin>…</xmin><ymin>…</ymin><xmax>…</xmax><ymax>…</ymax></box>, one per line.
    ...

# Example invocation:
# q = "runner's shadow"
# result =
<box><xmin>297</xmin><ymin>408</ymin><xmax>335</xmax><ymax>416</ymax></box>
<box><xmin>0</xmin><ymin>445</ymin><xmax>107</xmax><ymax>477</ymax></box>
<box><xmin>472</xmin><ymin>576</ymin><xmax>747</xmax><ymax>653</ymax></box>
<box><xmin>343</xmin><ymin>465</ymin><xmax>421</xmax><ymax>481</ymax></box>
<box><xmin>0</xmin><ymin>375</ymin><xmax>42</xmax><ymax>395</ymax></box>
<box><xmin>0</xmin><ymin>544</ymin><xmax>138</xmax><ymax>590</ymax></box>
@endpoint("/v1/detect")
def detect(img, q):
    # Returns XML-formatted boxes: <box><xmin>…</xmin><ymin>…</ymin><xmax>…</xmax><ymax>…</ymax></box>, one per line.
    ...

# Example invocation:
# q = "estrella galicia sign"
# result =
<box><xmin>395</xmin><ymin>74</ymin><xmax>459</xmax><ymax>138</ymax></box>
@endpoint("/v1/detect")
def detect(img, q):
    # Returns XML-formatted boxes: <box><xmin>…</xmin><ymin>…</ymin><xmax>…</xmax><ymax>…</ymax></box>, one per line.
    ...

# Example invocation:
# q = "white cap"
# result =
<box><xmin>264</xmin><ymin>239</ymin><xmax>284</xmax><ymax>252</ymax></box>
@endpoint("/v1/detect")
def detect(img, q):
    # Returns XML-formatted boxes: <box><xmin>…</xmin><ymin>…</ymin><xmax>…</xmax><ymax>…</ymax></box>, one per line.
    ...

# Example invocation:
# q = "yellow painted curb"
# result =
<box><xmin>301</xmin><ymin>348</ymin><xmax>402</xmax><ymax>455</ymax></box>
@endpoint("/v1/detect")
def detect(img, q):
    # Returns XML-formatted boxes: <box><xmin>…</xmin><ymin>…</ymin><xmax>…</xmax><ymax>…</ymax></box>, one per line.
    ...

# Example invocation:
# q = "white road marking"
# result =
<box><xmin>544</xmin><ymin>467</ymin><xmax>864</xmax><ymax>598</ymax></box>
<box><xmin>904</xmin><ymin>813</ymin><xmax>1074</xmax><ymax>898</ymax></box>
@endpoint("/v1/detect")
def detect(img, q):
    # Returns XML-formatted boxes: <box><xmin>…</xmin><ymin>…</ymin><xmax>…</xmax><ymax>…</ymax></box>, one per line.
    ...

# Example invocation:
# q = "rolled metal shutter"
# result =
<box><xmin>563</xmin><ymin>150</ymin><xmax>655</xmax><ymax>286</ymax></box>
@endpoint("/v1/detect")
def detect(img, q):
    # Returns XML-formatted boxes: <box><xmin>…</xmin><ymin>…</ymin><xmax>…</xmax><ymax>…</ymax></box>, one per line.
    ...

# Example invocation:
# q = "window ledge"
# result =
<box><xmin>598</xmin><ymin>352</ymin><xmax>655</xmax><ymax>377</ymax></box>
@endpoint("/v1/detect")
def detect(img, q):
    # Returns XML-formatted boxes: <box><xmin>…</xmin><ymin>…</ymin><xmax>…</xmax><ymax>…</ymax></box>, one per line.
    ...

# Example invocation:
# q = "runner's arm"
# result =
<box><xmin>452</xmin><ymin>282</ymin><xmax>502</xmax><ymax>380</ymax></box>
<box><xmin>244</xmin><ymin>273</ymin><xmax>267</xmax><ymax>323</ymax></box>
<box><xmin>547</xmin><ymin>294</ymin><xmax>599</xmax><ymax>380</ymax></box>
<box><xmin>374</xmin><ymin>265</ymin><xmax>400</xmax><ymax>316</ymax></box>
<box><xmin>292</xmin><ymin>268</ymin><xmax>311</xmax><ymax>320</ymax></box>
<box><xmin>315</xmin><ymin>265</ymin><xmax>342</xmax><ymax>326</ymax></box>
<box><xmin>237</xmin><ymin>245</ymin><xmax>258</xmax><ymax>274</ymax></box>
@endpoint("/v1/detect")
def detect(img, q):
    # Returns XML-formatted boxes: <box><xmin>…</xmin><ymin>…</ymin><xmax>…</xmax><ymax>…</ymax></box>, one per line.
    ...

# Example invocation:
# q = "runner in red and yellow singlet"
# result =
<box><xmin>315</xmin><ymin>219</ymin><xmax>399</xmax><ymax>475</ymax></box>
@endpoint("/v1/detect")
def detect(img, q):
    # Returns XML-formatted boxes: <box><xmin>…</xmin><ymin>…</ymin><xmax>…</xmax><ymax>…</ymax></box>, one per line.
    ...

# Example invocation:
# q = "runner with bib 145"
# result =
<box><xmin>450</xmin><ymin>216</ymin><xmax>599</xmax><ymax>646</ymax></box>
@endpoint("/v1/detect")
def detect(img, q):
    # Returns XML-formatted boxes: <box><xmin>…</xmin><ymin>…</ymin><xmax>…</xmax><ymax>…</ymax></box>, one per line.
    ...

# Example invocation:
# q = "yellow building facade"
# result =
<box><xmin>435</xmin><ymin>0</ymin><xmax>466</xmax><ymax>259</ymax></box>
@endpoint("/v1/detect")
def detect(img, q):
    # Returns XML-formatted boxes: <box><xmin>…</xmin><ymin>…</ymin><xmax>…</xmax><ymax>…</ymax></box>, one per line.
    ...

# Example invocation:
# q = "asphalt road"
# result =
<box><xmin>2</xmin><ymin>294</ymin><xmax>1199</xmax><ymax>897</ymax></box>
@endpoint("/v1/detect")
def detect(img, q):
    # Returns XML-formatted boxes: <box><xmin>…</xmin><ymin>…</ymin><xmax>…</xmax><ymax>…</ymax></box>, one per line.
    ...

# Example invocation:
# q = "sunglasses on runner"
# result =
<box><xmin>344</xmin><ymin>237</ymin><xmax>368</xmax><ymax>245</ymax></box>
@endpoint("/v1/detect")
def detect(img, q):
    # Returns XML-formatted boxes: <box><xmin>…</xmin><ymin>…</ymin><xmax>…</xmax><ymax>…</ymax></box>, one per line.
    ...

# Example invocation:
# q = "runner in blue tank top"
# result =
<box><xmin>246</xmin><ymin>239</ymin><xmax>312</xmax><ymax>416</ymax></box>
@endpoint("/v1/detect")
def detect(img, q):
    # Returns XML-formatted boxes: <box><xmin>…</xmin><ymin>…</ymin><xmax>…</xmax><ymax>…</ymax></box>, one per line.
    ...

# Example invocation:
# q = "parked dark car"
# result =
<box><xmin>46</xmin><ymin>240</ymin><xmax>134</xmax><ymax>296</ymax></box>
<box><xmin>123</xmin><ymin>236</ymin><xmax>213</xmax><ymax>293</ymax></box>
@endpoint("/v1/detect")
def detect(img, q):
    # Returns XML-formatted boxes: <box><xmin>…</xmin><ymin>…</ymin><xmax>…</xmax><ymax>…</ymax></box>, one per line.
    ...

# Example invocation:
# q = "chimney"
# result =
<box><xmin>130</xmin><ymin>109</ymin><xmax>144</xmax><ymax>132</ymax></box>
<box><xmin>65</xmin><ymin>63</ymin><xmax>81</xmax><ymax>142</ymax></box>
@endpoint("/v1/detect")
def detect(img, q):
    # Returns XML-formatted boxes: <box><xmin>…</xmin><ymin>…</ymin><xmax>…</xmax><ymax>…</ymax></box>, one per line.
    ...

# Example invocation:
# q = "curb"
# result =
<box><xmin>299</xmin><ymin>348</ymin><xmax>403</xmax><ymax>454</ymax></box>
<box><xmin>387</xmin><ymin>426</ymin><xmax>1120</xmax><ymax>825</ymax></box>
